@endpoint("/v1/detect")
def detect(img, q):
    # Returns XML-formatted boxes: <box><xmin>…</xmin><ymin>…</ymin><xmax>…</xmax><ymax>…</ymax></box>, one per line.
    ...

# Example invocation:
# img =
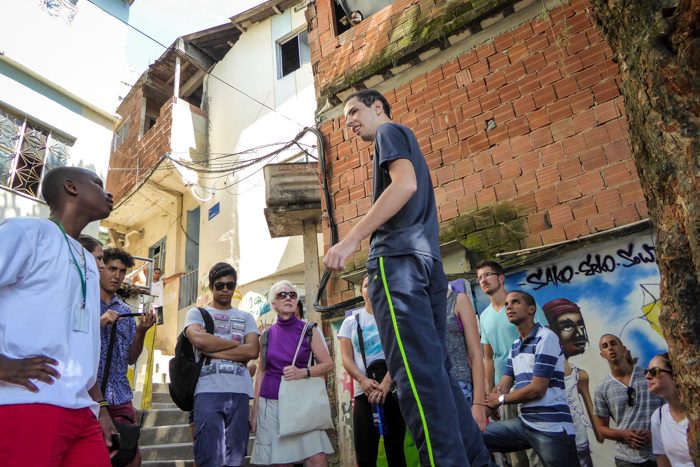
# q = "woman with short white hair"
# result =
<box><xmin>250</xmin><ymin>280</ymin><xmax>334</xmax><ymax>466</ymax></box>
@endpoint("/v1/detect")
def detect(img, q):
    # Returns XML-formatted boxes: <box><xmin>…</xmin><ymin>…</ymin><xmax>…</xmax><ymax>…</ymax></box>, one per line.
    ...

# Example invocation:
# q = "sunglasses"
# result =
<box><xmin>644</xmin><ymin>367</ymin><xmax>672</xmax><ymax>378</ymax></box>
<box><xmin>213</xmin><ymin>281</ymin><xmax>236</xmax><ymax>291</ymax></box>
<box><xmin>276</xmin><ymin>291</ymin><xmax>298</xmax><ymax>300</ymax></box>
<box><xmin>626</xmin><ymin>386</ymin><xmax>636</xmax><ymax>407</ymax></box>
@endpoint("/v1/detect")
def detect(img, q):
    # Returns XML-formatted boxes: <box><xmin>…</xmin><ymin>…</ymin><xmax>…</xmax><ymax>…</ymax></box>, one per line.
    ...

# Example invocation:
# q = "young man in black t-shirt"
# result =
<box><xmin>324</xmin><ymin>89</ymin><xmax>490</xmax><ymax>467</ymax></box>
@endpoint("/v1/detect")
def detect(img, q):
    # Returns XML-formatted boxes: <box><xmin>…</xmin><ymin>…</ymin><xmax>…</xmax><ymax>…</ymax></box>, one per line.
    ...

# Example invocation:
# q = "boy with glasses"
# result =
<box><xmin>475</xmin><ymin>260</ymin><xmax>547</xmax><ymax>467</ymax></box>
<box><xmin>98</xmin><ymin>248</ymin><xmax>157</xmax><ymax>466</ymax></box>
<box><xmin>184</xmin><ymin>262</ymin><xmax>259</xmax><ymax>467</ymax></box>
<box><xmin>593</xmin><ymin>334</ymin><xmax>662</xmax><ymax>466</ymax></box>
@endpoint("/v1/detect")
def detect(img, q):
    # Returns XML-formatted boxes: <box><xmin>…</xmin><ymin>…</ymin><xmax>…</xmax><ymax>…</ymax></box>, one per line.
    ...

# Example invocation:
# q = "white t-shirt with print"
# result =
<box><xmin>338</xmin><ymin>309</ymin><xmax>386</xmax><ymax>397</ymax></box>
<box><xmin>0</xmin><ymin>218</ymin><xmax>102</xmax><ymax>416</ymax></box>
<box><xmin>651</xmin><ymin>404</ymin><xmax>693</xmax><ymax>467</ymax></box>
<box><xmin>185</xmin><ymin>306</ymin><xmax>259</xmax><ymax>397</ymax></box>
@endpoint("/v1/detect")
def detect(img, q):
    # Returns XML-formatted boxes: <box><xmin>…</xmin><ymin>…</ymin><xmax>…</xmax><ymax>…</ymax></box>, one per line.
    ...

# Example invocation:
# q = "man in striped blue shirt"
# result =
<box><xmin>483</xmin><ymin>290</ymin><xmax>578</xmax><ymax>467</ymax></box>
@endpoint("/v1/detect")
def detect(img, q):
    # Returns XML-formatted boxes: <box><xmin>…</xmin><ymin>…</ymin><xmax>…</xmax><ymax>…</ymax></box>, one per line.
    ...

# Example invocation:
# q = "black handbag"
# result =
<box><xmin>101</xmin><ymin>313</ymin><xmax>143</xmax><ymax>467</ymax></box>
<box><xmin>355</xmin><ymin>314</ymin><xmax>389</xmax><ymax>384</ymax></box>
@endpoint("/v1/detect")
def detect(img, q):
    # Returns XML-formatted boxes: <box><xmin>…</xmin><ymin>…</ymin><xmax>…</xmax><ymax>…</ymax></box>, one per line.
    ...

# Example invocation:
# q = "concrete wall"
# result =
<box><xmin>0</xmin><ymin>0</ymin><xmax>130</xmax><ymax>230</ymax></box>
<box><xmin>202</xmin><ymin>6</ymin><xmax>321</xmax><ymax>298</ymax></box>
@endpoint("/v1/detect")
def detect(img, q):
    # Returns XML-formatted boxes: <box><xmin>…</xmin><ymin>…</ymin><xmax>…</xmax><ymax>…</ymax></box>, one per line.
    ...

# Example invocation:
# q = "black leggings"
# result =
<box><xmin>353</xmin><ymin>393</ymin><xmax>406</xmax><ymax>467</ymax></box>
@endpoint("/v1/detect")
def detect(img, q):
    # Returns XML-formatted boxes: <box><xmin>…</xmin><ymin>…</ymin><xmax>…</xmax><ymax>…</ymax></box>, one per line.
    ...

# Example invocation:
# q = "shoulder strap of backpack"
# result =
<box><xmin>198</xmin><ymin>307</ymin><xmax>214</xmax><ymax>334</ymax></box>
<box><xmin>197</xmin><ymin>307</ymin><xmax>213</xmax><ymax>365</ymax></box>
<box><xmin>260</xmin><ymin>328</ymin><xmax>269</xmax><ymax>370</ymax></box>
<box><xmin>355</xmin><ymin>313</ymin><xmax>368</xmax><ymax>370</ymax></box>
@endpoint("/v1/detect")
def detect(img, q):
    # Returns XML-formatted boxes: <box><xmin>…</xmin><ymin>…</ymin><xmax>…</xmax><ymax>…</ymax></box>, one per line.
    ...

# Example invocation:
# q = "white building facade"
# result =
<box><xmin>0</xmin><ymin>0</ymin><xmax>131</xmax><ymax>226</ymax></box>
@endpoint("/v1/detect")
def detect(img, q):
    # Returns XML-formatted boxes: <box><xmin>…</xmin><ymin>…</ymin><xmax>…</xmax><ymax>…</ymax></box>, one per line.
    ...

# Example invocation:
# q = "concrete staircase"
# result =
<box><xmin>138</xmin><ymin>355</ymin><xmax>256</xmax><ymax>467</ymax></box>
<box><xmin>140</xmin><ymin>383</ymin><xmax>196</xmax><ymax>467</ymax></box>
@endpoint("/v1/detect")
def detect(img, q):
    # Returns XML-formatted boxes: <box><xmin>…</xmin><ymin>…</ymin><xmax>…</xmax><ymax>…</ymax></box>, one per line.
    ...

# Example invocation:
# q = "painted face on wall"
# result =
<box><xmin>554</xmin><ymin>311</ymin><xmax>589</xmax><ymax>357</ymax></box>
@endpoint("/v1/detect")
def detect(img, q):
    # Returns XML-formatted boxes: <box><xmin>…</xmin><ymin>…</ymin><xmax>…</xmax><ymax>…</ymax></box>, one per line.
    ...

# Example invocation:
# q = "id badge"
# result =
<box><xmin>72</xmin><ymin>304</ymin><xmax>90</xmax><ymax>333</ymax></box>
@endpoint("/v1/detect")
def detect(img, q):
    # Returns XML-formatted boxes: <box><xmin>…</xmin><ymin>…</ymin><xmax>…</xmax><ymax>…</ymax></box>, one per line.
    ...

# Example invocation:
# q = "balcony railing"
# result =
<box><xmin>178</xmin><ymin>269</ymin><xmax>199</xmax><ymax>310</ymax></box>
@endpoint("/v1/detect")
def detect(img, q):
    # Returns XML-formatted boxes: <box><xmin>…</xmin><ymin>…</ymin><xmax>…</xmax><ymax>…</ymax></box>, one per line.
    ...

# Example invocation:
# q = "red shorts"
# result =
<box><xmin>0</xmin><ymin>403</ymin><xmax>111</xmax><ymax>467</ymax></box>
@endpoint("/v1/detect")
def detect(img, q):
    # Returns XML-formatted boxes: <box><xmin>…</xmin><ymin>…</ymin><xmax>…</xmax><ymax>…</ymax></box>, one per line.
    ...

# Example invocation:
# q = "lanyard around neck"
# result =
<box><xmin>49</xmin><ymin>216</ymin><xmax>87</xmax><ymax>308</ymax></box>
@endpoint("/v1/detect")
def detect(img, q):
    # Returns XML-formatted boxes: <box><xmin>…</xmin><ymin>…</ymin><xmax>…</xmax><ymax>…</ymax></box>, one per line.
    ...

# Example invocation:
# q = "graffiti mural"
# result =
<box><xmin>330</xmin><ymin>318</ymin><xmax>357</xmax><ymax>466</ymax></box>
<box><xmin>473</xmin><ymin>232</ymin><xmax>666</xmax><ymax>466</ymax></box>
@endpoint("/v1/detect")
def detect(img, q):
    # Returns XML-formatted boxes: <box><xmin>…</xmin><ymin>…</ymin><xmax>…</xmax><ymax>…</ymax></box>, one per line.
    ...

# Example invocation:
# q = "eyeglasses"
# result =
<box><xmin>213</xmin><ymin>281</ymin><xmax>236</xmax><ymax>291</ymax></box>
<box><xmin>477</xmin><ymin>271</ymin><xmax>499</xmax><ymax>281</ymax></box>
<box><xmin>644</xmin><ymin>367</ymin><xmax>672</xmax><ymax>378</ymax></box>
<box><xmin>276</xmin><ymin>291</ymin><xmax>298</xmax><ymax>300</ymax></box>
<box><xmin>626</xmin><ymin>386</ymin><xmax>636</xmax><ymax>407</ymax></box>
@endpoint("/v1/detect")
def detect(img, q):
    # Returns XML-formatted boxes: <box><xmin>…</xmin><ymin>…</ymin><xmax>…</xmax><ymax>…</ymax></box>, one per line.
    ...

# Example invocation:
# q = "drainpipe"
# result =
<box><xmin>305</xmin><ymin>127</ymin><xmax>364</xmax><ymax>314</ymax></box>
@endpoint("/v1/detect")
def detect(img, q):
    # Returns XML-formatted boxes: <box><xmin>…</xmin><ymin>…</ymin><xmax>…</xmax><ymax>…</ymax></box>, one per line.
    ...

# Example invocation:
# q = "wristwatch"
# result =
<box><xmin>305</xmin><ymin>368</ymin><xmax>311</xmax><ymax>379</ymax></box>
<box><xmin>498</xmin><ymin>394</ymin><xmax>506</xmax><ymax>406</ymax></box>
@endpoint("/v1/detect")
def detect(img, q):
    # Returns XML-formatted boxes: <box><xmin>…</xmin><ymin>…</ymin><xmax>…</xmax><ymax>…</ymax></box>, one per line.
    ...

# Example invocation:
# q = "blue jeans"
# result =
<box><xmin>482</xmin><ymin>417</ymin><xmax>577</xmax><ymax>467</ymax></box>
<box><xmin>193</xmin><ymin>392</ymin><xmax>250</xmax><ymax>467</ymax></box>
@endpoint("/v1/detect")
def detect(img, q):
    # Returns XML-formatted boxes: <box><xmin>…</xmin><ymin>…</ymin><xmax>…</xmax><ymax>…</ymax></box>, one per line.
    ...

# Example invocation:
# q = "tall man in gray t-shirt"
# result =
<box><xmin>184</xmin><ymin>262</ymin><xmax>259</xmax><ymax>467</ymax></box>
<box><xmin>324</xmin><ymin>89</ymin><xmax>490</xmax><ymax>467</ymax></box>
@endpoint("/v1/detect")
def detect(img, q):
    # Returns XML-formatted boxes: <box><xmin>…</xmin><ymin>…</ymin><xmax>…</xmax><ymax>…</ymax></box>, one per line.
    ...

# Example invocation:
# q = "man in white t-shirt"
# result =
<box><xmin>0</xmin><ymin>166</ymin><xmax>115</xmax><ymax>466</ymax></box>
<box><xmin>151</xmin><ymin>267</ymin><xmax>164</xmax><ymax>324</ymax></box>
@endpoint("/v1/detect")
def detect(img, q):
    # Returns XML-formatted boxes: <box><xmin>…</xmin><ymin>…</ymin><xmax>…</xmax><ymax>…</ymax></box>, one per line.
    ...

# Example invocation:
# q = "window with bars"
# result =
<box><xmin>113</xmin><ymin>117</ymin><xmax>131</xmax><ymax>151</ymax></box>
<box><xmin>0</xmin><ymin>109</ymin><xmax>72</xmax><ymax>199</ymax></box>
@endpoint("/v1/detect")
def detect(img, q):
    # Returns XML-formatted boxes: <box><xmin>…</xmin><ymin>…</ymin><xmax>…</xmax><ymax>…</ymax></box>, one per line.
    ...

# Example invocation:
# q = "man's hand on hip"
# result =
<box><xmin>0</xmin><ymin>354</ymin><xmax>60</xmax><ymax>392</ymax></box>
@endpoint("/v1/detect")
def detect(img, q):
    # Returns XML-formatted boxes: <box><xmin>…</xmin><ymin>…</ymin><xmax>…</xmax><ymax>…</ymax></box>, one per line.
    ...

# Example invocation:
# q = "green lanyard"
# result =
<box><xmin>49</xmin><ymin>216</ymin><xmax>87</xmax><ymax>308</ymax></box>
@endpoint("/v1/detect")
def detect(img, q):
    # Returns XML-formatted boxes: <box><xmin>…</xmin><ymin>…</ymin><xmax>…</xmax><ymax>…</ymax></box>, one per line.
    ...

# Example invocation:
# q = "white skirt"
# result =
<box><xmin>250</xmin><ymin>397</ymin><xmax>334</xmax><ymax>465</ymax></box>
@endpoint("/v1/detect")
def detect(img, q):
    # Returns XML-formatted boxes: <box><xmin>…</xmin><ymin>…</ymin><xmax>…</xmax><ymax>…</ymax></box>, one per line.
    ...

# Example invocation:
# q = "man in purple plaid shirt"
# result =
<box><xmin>98</xmin><ymin>248</ymin><xmax>156</xmax><ymax>466</ymax></box>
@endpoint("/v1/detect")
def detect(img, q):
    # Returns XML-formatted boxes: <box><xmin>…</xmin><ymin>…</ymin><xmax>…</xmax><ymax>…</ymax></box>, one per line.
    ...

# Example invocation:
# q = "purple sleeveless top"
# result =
<box><xmin>259</xmin><ymin>315</ymin><xmax>313</xmax><ymax>400</ymax></box>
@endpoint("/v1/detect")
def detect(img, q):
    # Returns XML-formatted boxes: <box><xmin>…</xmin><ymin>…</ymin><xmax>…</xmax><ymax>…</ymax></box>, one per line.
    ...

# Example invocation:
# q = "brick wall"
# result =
<box><xmin>309</xmin><ymin>0</ymin><xmax>647</xmax><ymax>304</ymax></box>
<box><xmin>106</xmin><ymin>89</ymin><xmax>175</xmax><ymax>203</ymax></box>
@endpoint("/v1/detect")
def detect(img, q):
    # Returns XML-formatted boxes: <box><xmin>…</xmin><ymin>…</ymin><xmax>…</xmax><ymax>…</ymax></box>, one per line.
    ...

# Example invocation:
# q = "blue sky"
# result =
<box><xmin>126</xmin><ymin>0</ymin><xmax>264</xmax><ymax>75</ymax></box>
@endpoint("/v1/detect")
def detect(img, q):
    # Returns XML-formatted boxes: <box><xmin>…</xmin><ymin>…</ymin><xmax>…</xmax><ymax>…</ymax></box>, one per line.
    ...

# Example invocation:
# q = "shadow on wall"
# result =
<box><xmin>0</xmin><ymin>188</ymin><xmax>50</xmax><ymax>220</ymax></box>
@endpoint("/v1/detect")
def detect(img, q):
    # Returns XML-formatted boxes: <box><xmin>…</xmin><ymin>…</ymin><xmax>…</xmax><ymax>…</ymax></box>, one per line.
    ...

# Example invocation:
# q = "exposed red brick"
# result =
<box><xmin>481</xmin><ymin>166</ymin><xmax>502</xmax><ymax>187</ymax></box>
<box><xmin>536</xmin><ymin>186</ymin><xmax>558</xmax><ymax>209</ymax></box>
<box><xmin>536</xmin><ymin>165</ymin><xmax>560</xmax><ymax>187</ymax></box>
<box><xmin>476</xmin><ymin>186</ymin><xmax>497</xmax><ymax>209</ymax></box>
<box><xmin>556</xmin><ymin>179</ymin><xmax>582</xmax><ymax>202</ymax></box>
<box><xmin>564</xmin><ymin>220</ymin><xmax>591</xmax><ymax>239</ymax></box>
<box><xmin>527</xmin><ymin>109</ymin><xmax>550</xmax><ymax>130</ymax></box>
<box><xmin>548</xmin><ymin>204</ymin><xmax>574</xmax><ymax>226</ymax></box>
<box><xmin>571</xmin><ymin>195</ymin><xmax>598</xmax><ymax>219</ymax></box>
<box><xmin>557</xmin><ymin>156</ymin><xmax>583</xmax><ymax>180</ymax></box>
<box><xmin>612</xmin><ymin>205</ymin><xmax>641</xmax><ymax>225</ymax></box>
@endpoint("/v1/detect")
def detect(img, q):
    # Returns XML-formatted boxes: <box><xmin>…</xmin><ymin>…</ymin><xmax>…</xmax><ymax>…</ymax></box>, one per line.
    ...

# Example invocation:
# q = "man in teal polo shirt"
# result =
<box><xmin>476</xmin><ymin>260</ymin><xmax>547</xmax><ymax>467</ymax></box>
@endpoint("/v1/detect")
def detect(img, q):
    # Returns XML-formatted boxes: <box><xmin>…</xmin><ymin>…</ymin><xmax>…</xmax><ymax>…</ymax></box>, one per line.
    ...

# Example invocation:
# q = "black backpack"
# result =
<box><xmin>168</xmin><ymin>307</ymin><xmax>214</xmax><ymax>411</ymax></box>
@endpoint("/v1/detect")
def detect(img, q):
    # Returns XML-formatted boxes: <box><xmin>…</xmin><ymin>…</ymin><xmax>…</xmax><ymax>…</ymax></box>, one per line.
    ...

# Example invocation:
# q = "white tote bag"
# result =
<box><xmin>278</xmin><ymin>322</ymin><xmax>334</xmax><ymax>437</ymax></box>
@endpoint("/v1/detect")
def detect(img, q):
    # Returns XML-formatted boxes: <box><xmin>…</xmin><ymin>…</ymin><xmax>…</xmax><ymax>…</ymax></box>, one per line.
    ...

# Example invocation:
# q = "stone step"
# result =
<box><xmin>152</xmin><ymin>391</ymin><xmax>175</xmax><ymax>404</ymax></box>
<box><xmin>142</xmin><ymin>461</ymin><xmax>194</xmax><ymax>467</ymax></box>
<box><xmin>141</xmin><ymin>442</ymin><xmax>257</xmax><ymax>463</ymax></box>
<box><xmin>151</xmin><ymin>402</ymin><xmax>178</xmax><ymax>409</ymax></box>
<box><xmin>152</xmin><ymin>382</ymin><xmax>170</xmax><ymax>394</ymax></box>
<box><xmin>141</xmin><ymin>442</ymin><xmax>193</xmax><ymax>461</ymax></box>
<box><xmin>140</xmin><ymin>409</ymin><xmax>190</xmax><ymax>427</ymax></box>
<box><xmin>140</xmin><ymin>424</ymin><xmax>192</xmax><ymax>445</ymax></box>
